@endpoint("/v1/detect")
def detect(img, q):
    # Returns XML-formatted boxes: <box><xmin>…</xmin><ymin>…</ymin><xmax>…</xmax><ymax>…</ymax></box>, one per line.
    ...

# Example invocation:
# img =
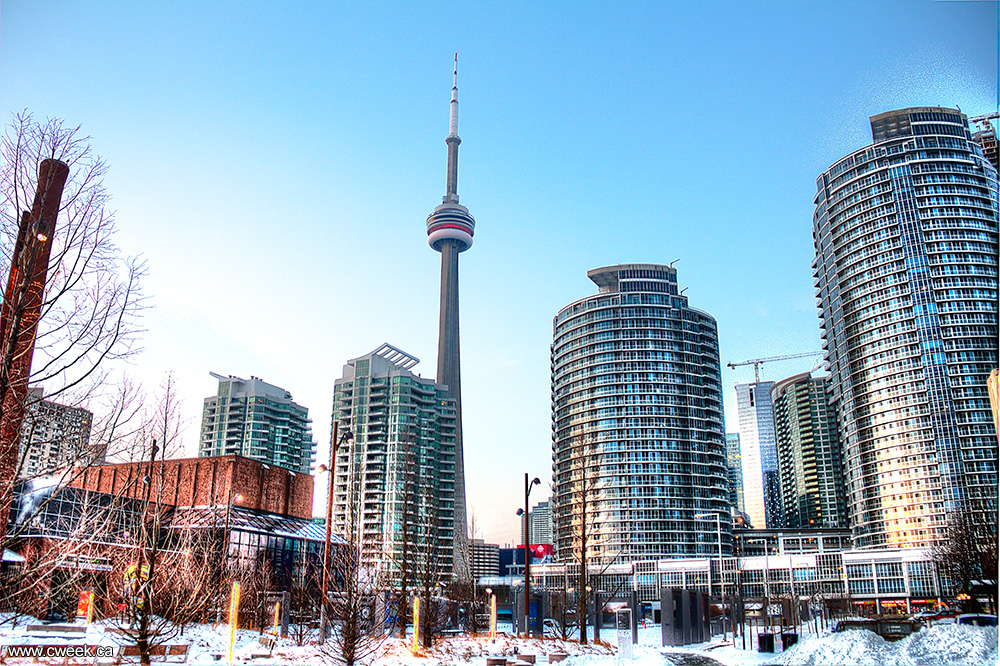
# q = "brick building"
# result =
<box><xmin>8</xmin><ymin>456</ymin><xmax>331</xmax><ymax>622</ymax></box>
<box><xmin>70</xmin><ymin>455</ymin><xmax>313</xmax><ymax>519</ymax></box>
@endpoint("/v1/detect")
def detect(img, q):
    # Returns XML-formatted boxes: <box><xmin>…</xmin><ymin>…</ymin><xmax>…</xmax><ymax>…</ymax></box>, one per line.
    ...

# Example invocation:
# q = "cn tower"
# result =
<box><xmin>426</xmin><ymin>54</ymin><xmax>473</xmax><ymax>578</ymax></box>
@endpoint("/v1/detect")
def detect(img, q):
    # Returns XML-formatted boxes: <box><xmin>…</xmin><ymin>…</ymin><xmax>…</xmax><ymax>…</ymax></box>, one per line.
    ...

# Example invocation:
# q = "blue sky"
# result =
<box><xmin>2</xmin><ymin>0</ymin><xmax>996</xmax><ymax>544</ymax></box>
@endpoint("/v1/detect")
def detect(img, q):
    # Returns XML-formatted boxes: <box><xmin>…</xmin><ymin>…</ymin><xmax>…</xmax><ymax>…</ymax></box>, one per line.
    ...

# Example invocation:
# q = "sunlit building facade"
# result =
<box><xmin>551</xmin><ymin>264</ymin><xmax>729</xmax><ymax>563</ymax></box>
<box><xmin>813</xmin><ymin>107</ymin><xmax>999</xmax><ymax>549</ymax></box>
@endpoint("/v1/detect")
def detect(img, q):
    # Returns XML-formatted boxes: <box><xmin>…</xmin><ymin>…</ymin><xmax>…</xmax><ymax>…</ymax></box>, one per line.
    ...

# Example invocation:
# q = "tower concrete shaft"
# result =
<box><xmin>426</xmin><ymin>55</ymin><xmax>473</xmax><ymax>579</ymax></box>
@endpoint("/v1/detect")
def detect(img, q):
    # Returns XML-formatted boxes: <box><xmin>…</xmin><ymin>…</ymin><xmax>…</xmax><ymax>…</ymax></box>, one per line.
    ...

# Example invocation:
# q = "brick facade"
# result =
<box><xmin>70</xmin><ymin>455</ymin><xmax>313</xmax><ymax>519</ymax></box>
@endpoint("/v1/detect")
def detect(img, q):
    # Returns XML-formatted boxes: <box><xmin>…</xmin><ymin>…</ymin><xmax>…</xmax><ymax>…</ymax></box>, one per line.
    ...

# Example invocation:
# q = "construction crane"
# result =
<box><xmin>727</xmin><ymin>351</ymin><xmax>823</xmax><ymax>383</ymax></box>
<box><xmin>970</xmin><ymin>111</ymin><xmax>999</xmax><ymax>128</ymax></box>
<box><xmin>970</xmin><ymin>113</ymin><xmax>999</xmax><ymax>170</ymax></box>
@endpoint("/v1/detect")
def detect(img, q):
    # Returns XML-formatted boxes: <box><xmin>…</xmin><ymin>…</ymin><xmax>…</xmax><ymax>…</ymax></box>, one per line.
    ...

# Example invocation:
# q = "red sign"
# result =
<box><xmin>76</xmin><ymin>590</ymin><xmax>94</xmax><ymax>623</ymax></box>
<box><xmin>518</xmin><ymin>544</ymin><xmax>554</xmax><ymax>564</ymax></box>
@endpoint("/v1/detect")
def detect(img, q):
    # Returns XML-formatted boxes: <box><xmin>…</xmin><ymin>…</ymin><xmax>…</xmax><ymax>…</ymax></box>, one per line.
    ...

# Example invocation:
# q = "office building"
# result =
<box><xmin>199</xmin><ymin>373</ymin><xmax>316</xmax><ymax>475</ymax></box>
<box><xmin>771</xmin><ymin>373</ymin><xmax>846</xmax><ymax>529</ymax></box>
<box><xmin>426</xmin><ymin>57</ymin><xmax>474</xmax><ymax>577</ymax></box>
<box><xmin>724</xmin><ymin>433</ymin><xmax>744</xmax><ymax>513</ymax></box>
<box><xmin>551</xmin><ymin>264</ymin><xmax>729</xmax><ymax>563</ymax></box>
<box><xmin>813</xmin><ymin>107</ymin><xmax>998</xmax><ymax>548</ymax></box>
<box><xmin>18</xmin><ymin>387</ymin><xmax>96</xmax><ymax>478</ymax></box>
<box><xmin>529</xmin><ymin>500</ymin><xmax>553</xmax><ymax>546</ymax></box>
<box><xmin>736</xmin><ymin>381</ymin><xmax>782</xmax><ymax>529</ymax></box>
<box><xmin>330</xmin><ymin>343</ymin><xmax>457</xmax><ymax>582</ymax></box>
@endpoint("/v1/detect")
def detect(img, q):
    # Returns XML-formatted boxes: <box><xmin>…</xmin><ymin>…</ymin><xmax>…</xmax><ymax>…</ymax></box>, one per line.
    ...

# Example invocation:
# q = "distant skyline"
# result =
<box><xmin>1</xmin><ymin>0</ymin><xmax>996</xmax><ymax>545</ymax></box>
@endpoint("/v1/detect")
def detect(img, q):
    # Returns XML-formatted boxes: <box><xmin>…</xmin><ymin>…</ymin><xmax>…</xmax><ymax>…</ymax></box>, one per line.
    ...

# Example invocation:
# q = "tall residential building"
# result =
<box><xmin>331</xmin><ymin>344</ymin><xmax>457</xmax><ymax>582</ymax></box>
<box><xmin>770</xmin><ymin>373</ymin><xmax>846</xmax><ymax>529</ymax></box>
<box><xmin>724</xmin><ymin>433</ymin><xmax>744</xmax><ymax>513</ymax></box>
<box><xmin>199</xmin><ymin>373</ymin><xmax>316</xmax><ymax>475</ymax></box>
<box><xmin>736</xmin><ymin>381</ymin><xmax>782</xmax><ymax>529</ymax></box>
<box><xmin>529</xmin><ymin>500</ymin><xmax>553</xmax><ymax>546</ymax></box>
<box><xmin>470</xmin><ymin>538</ymin><xmax>501</xmax><ymax>580</ymax></box>
<box><xmin>18</xmin><ymin>387</ymin><xmax>96</xmax><ymax>478</ymax></box>
<box><xmin>813</xmin><ymin>106</ymin><xmax>998</xmax><ymax>549</ymax></box>
<box><xmin>426</xmin><ymin>55</ymin><xmax>473</xmax><ymax>578</ymax></box>
<box><xmin>551</xmin><ymin>264</ymin><xmax>729</xmax><ymax>563</ymax></box>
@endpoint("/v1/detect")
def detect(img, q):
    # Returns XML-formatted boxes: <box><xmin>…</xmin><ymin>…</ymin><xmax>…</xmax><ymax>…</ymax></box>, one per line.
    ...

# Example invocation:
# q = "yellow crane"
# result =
<box><xmin>727</xmin><ymin>351</ymin><xmax>823</xmax><ymax>383</ymax></box>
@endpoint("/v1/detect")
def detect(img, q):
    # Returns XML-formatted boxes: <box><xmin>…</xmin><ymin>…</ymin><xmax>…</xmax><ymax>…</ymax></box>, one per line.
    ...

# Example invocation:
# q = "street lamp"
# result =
<box><xmin>318</xmin><ymin>422</ymin><xmax>354</xmax><ymax>643</ymax></box>
<box><xmin>695</xmin><ymin>512</ymin><xmax>727</xmax><ymax>642</ymax></box>
<box><xmin>515</xmin><ymin>473</ymin><xmax>541</xmax><ymax>637</ymax></box>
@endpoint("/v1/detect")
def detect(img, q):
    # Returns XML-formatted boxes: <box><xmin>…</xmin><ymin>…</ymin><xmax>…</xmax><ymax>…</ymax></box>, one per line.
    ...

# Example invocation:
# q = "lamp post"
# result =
<box><xmin>515</xmin><ymin>473</ymin><xmax>540</xmax><ymax>637</ymax></box>
<box><xmin>696</xmin><ymin>512</ymin><xmax>726</xmax><ymax>642</ymax></box>
<box><xmin>318</xmin><ymin>422</ymin><xmax>353</xmax><ymax>643</ymax></box>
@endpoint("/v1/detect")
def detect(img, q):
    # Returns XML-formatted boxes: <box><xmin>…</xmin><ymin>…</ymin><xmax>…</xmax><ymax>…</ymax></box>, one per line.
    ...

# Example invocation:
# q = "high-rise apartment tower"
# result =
<box><xmin>18</xmin><ymin>387</ymin><xmax>97</xmax><ymax>478</ymax></box>
<box><xmin>199</xmin><ymin>373</ymin><xmax>316</xmax><ymax>475</ymax></box>
<box><xmin>771</xmin><ymin>373</ymin><xmax>846</xmax><ymax>529</ymax></box>
<box><xmin>551</xmin><ymin>264</ymin><xmax>729</xmax><ymax>562</ymax></box>
<box><xmin>426</xmin><ymin>55</ymin><xmax>473</xmax><ymax>578</ymax></box>
<box><xmin>814</xmin><ymin>107</ymin><xmax>998</xmax><ymax>548</ymax></box>
<box><xmin>331</xmin><ymin>344</ymin><xmax>458</xmax><ymax>583</ymax></box>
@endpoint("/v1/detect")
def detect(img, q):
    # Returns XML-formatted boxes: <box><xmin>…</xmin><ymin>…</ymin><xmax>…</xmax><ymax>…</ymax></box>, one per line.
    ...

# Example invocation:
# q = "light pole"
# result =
<box><xmin>318</xmin><ymin>422</ymin><xmax>353</xmax><ymax>643</ymax></box>
<box><xmin>515</xmin><ymin>473</ymin><xmax>540</xmax><ymax>637</ymax></box>
<box><xmin>696</xmin><ymin>512</ymin><xmax>726</xmax><ymax>642</ymax></box>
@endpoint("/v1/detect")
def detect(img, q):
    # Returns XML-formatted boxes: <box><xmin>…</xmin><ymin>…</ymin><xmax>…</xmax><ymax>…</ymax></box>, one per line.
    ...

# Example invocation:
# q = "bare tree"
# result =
<box><xmin>558</xmin><ymin>432</ymin><xmax>599</xmax><ymax>645</ymax></box>
<box><xmin>0</xmin><ymin>112</ymin><xmax>146</xmax><ymax>552</ymax></box>
<box><xmin>112</xmin><ymin>375</ymin><xmax>191</xmax><ymax>665</ymax></box>
<box><xmin>390</xmin><ymin>431</ymin><xmax>419</xmax><ymax>638</ymax></box>
<box><xmin>933</xmin><ymin>507</ymin><xmax>998</xmax><ymax>612</ymax></box>
<box><xmin>319</xmin><ymin>454</ymin><xmax>391</xmax><ymax>666</ymax></box>
<box><xmin>556</xmin><ymin>431</ymin><xmax>628</xmax><ymax>644</ymax></box>
<box><xmin>0</xmin><ymin>375</ymin><xmax>147</xmax><ymax>620</ymax></box>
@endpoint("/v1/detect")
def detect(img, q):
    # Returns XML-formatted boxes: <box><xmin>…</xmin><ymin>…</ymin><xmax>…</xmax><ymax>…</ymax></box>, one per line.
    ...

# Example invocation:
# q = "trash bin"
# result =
<box><xmin>757</xmin><ymin>632</ymin><xmax>775</xmax><ymax>653</ymax></box>
<box><xmin>781</xmin><ymin>631</ymin><xmax>798</xmax><ymax>649</ymax></box>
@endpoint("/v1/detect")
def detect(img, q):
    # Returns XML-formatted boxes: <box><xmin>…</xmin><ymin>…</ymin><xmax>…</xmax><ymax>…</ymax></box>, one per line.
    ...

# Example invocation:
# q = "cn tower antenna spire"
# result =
<box><xmin>445</xmin><ymin>53</ymin><xmax>461</xmax><ymax>202</ymax></box>
<box><xmin>450</xmin><ymin>53</ymin><xmax>459</xmax><ymax>135</ymax></box>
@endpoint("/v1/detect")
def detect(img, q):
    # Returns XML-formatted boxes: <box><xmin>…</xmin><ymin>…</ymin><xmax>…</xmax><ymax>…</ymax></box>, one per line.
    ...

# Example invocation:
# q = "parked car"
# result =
<box><xmin>955</xmin><ymin>614</ymin><xmax>997</xmax><ymax>627</ymax></box>
<box><xmin>832</xmin><ymin>617</ymin><xmax>918</xmax><ymax>641</ymax></box>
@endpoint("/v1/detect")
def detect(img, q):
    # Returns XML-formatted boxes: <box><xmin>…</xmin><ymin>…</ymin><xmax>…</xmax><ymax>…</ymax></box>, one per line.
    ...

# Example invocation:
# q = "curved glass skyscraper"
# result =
<box><xmin>813</xmin><ymin>107</ymin><xmax>998</xmax><ymax>549</ymax></box>
<box><xmin>551</xmin><ymin>264</ymin><xmax>729</xmax><ymax>563</ymax></box>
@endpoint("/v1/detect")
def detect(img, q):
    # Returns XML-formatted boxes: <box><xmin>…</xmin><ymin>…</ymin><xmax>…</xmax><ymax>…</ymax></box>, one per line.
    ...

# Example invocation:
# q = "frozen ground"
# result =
<box><xmin>0</xmin><ymin>616</ymin><xmax>995</xmax><ymax>665</ymax></box>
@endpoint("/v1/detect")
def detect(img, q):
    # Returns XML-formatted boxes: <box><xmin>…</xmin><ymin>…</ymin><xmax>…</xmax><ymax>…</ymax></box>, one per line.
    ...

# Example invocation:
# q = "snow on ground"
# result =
<box><xmin>0</xmin><ymin>616</ymin><xmax>995</xmax><ymax>665</ymax></box>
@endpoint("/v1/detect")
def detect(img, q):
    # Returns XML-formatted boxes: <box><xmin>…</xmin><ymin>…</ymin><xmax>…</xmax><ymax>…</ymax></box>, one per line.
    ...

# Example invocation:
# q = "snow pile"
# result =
<box><xmin>895</xmin><ymin>624</ymin><xmax>997</xmax><ymax>666</ymax></box>
<box><xmin>772</xmin><ymin>625</ymin><xmax>997</xmax><ymax>666</ymax></box>
<box><xmin>771</xmin><ymin>631</ymin><xmax>893</xmax><ymax>665</ymax></box>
